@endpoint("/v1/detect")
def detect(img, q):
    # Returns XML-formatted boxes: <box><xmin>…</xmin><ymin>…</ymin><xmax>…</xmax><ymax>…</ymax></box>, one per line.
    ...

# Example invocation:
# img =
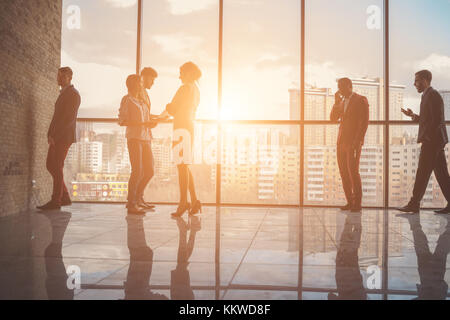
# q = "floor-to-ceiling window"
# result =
<box><xmin>305</xmin><ymin>0</ymin><xmax>385</xmax><ymax>207</ymax></box>
<box><xmin>61</xmin><ymin>0</ymin><xmax>450</xmax><ymax>208</ymax></box>
<box><xmin>389</xmin><ymin>0</ymin><xmax>450</xmax><ymax>209</ymax></box>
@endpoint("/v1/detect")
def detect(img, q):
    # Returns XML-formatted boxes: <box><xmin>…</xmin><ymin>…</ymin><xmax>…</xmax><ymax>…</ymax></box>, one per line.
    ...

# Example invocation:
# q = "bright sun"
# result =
<box><xmin>219</xmin><ymin>93</ymin><xmax>243</xmax><ymax>120</ymax></box>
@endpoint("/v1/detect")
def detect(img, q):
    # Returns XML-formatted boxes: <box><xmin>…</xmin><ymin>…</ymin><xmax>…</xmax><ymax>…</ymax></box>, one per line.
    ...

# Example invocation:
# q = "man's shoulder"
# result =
<box><xmin>66</xmin><ymin>85</ymin><xmax>81</xmax><ymax>98</ymax></box>
<box><xmin>429</xmin><ymin>87</ymin><xmax>442</xmax><ymax>98</ymax></box>
<box><xmin>120</xmin><ymin>95</ymin><xmax>131</xmax><ymax>108</ymax></box>
<box><xmin>353</xmin><ymin>93</ymin><xmax>369</xmax><ymax>105</ymax></box>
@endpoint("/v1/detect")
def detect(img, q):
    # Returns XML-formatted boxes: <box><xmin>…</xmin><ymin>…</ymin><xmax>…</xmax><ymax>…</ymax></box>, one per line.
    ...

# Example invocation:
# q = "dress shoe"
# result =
<box><xmin>189</xmin><ymin>200</ymin><xmax>202</xmax><ymax>215</ymax></box>
<box><xmin>340</xmin><ymin>203</ymin><xmax>352</xmax><ymax>211</ymax></box>
<box><xmin>397</xmin><ymin>203</ymin><xmax>420</xmax><ymax>214</ymax></box>
<box><xmin>137</xmin><ymin>199</ymin><xmax>155</xmax><ymax>210</ymax></box>
<box><xmin>37</xmin><ymin>201</ymin><xmax>61</xmax><ymax>211</ymax></box>
<box><xmin>171</xmin><ymin>203</ymin><xmax>191</xmax><ymax>217</ymax></box>
<box><xmin>434</xmin><ymin>205</ymin><xmax>450</xmax><ymax>214</ymax></box>
<box><xmin>127</xmin><ymin>204</ymin><xmax>146</xmax><ymax>215</ymax></box>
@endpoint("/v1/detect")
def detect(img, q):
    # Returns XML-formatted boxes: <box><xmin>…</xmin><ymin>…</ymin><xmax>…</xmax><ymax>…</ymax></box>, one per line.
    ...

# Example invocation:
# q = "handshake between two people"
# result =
<box><xmin>146</xmin><ymin>110</ymin><xmax>171</xmax><ymax>128</ymax></box>
<box><xmin>120</xmin><ymin>109</ymin><xmax>171</xmax><ymax>128</ymax></box>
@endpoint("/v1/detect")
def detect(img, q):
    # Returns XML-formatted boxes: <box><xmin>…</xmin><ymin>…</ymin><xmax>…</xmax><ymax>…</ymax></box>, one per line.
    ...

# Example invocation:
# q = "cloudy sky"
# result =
<box><xmin>61</xmin><ymin>0</ymin><xmax>450</xmax><ymax>119</ymax></box>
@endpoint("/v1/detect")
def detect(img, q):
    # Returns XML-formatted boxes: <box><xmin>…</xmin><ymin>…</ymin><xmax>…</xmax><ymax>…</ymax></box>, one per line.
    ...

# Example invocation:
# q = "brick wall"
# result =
<box><xmin>0</xmin><ymin>0</ymin><xmax>62</xmax><ymax>217</ymax></box>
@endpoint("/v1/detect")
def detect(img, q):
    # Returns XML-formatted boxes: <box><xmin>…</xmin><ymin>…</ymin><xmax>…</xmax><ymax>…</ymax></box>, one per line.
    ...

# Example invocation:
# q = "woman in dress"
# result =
<box><xmin>162</xmin><ymin>62</ymin><xmax>202</xmax><ymax>217</ymax></box>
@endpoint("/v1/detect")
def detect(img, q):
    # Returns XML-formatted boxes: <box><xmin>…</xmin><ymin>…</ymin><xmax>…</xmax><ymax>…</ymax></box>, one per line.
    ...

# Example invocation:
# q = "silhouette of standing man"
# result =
<box><xmin>38</xmin><ymin>67</ymin><xmax>81</xmax><ymax>211</ymax></box>
<box><xmin>134</xmin><ymin>67</ymin><xmax>159</xmax><ymax>210</ymax></box>
<box><xmin>399</xmin><ymin>70</ymin><xmax>450</xmax><ymax>214</ymax></box>
<box><xmin>330</xmin><ymin>78</ymin><xmax>369</xmax><ymax>212</ymax></box>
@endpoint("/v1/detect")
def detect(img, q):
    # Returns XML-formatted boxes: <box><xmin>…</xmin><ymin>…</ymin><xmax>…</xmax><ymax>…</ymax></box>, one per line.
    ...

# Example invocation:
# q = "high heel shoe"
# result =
<box><xmin>171</xmin><ymin>203</ymin><xmax>191</xmax><ymax>217</ymax></box>
<box><xmin>189</xmin><ymin>200</ymin><xmax>202</xmax><ymax>215</ymax></box>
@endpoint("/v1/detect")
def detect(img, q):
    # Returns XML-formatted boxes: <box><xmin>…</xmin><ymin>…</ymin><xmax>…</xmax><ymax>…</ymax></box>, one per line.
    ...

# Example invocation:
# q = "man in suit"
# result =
<box><xmin>330</xmin><ymin>78</ymin><xmax>369</xmax><ymax>212</ymax></box>
<box><xmin>399</xmin><ymin>70</ymin><xmax>450</xmax><ymax>214</ymax></box>
<box><xmin>38</xmin><ymin>67</ymin><xmax>81</xmax><ymax>211</ymax></box>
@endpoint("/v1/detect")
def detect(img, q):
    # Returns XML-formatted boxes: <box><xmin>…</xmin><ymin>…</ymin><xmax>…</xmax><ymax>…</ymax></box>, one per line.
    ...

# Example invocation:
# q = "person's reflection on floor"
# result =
<box><xmin>170</xmin><ymin>215</ymin><xmax>201</xmax><ymax>300</ymax></box>
<box><xmin>124</xmin><ymin>215</ymin><xmax>168</xmax><ymax>300</ymax></box>
<box><xmin>328</xmin><ymin>212</ymin><xmax>367</xmax><ymax>300</ymax></box>
<box><xmin>402</xmin><ymin>214</ymin><xmax>450</xmax><ymax>300</ymax></box>
<box><xmin>39</xmin><ymin>210</ymin><xmax>74</xmax><ymax>300</ymax></box>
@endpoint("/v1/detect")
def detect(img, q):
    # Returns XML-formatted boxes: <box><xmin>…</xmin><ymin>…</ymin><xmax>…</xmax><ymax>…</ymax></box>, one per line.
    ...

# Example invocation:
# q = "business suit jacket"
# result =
<box><xmin>330</xmin><ymin>93</ymin><xmax>369</xmax><ymax>147</ymax></box>
<box><xmin>412</xmin><ymin>87</ymin><xmax>448</xmax><ymax>146</ymax></box>
<box><xmin>47</xmin><ymin>85</ymin><xmax>81</xmax><ymax>145</ymax></box>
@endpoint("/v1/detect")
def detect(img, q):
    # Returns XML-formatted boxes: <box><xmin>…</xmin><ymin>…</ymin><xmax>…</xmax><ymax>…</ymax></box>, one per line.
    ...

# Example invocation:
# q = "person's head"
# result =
<box><xmin>141</xmin><ymin>67</ymin><xmax>158</xmax><ymax>90</ymax></box>
<box><xmin>414</xmin><ymin>70</ymin><xmax>432</xmax><ymax>93</ymax></box>
<box><xmin>179</xmin><ymin>62</ymin><xmax>202</xmax><ymax>84</ymax></box>
<box><xmin>126</xmin><ymin>74</ymin><xmax>142</xmax><ymax>97</ymax></box>
<box><xmin>337</xmin><ymin>77</ymin><xmax>353</xmax><ymax>97</ymax></box>
<box><xmin>57</xmin><ymin>67</ymin><xmax>73</xmax><ymax>87</ymax></box>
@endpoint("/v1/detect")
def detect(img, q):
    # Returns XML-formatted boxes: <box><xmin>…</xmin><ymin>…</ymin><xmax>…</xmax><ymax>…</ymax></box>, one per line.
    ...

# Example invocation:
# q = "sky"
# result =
<box><xmin>61</xmin><ymin>0</ymin><xmax>450</xmax><ymax>120</ymax></box>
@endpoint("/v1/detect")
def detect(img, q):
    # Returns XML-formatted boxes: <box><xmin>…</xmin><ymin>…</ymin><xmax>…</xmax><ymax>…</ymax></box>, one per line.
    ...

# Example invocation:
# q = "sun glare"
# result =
<box><xmin>219</xmin><ymin>94</ymin><xmax>244</xmax><ymax>120</ymax></box>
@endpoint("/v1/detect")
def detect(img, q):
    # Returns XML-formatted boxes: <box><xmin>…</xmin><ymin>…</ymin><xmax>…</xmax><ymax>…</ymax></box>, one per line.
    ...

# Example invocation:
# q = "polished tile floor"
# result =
<box><xmin>0</xmin><ymin>204</ymin><xmax>448</xmax><ymax>300</ymax></box>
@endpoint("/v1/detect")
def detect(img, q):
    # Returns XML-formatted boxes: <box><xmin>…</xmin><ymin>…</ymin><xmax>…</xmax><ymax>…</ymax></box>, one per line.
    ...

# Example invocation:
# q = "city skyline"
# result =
<box><xmin>61</xmin><ymin>0</ymin><xmax>450</xmax><ymax>119</ymax></box>
<box><xmin>64</xmin><ymin>75</ymin><xmax>450</xmax><ymax>207</ymax></box>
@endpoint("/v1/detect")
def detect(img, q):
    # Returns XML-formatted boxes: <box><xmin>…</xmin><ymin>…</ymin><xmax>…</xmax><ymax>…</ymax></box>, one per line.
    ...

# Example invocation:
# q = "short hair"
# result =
<box><xmin>180</xmin><ymin>61</ymin><xmax>202</xmax><ymax>82</ymax></box>
<box><xmin>58</xmin><ymin>67</ymin><xmax>73</xmax><ymax>78</ymax></box>
<box><xmin>141</xmin><ymin>67</ymin><xmax>158</xmax><ymax>78</ymax></box>
<box><xmin>337</xmin><ymin>77</ymin><xmax>352</xmax><ymax>88</ymax></box>
<box><xmin>126</xmin><ymin>74</ymin><xmax>141</xmax><ymax>92</ymax></box>
<box><xmin>415</xmin><ymin>70</ymin><xmax>432</xmax><ymax>83</ymax></box>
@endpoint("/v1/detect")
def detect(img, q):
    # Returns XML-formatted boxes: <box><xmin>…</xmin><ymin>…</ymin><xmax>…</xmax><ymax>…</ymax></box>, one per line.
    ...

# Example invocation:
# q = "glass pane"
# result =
<box><xmin>222</xmin><ymin>0</ymin><xmax>301</xmax><ymax>120</ymax></box>
<box><xmin>61</xmin><ymin>0</ymin><xmax>137</xmax><ymax>118</ymax></box>
<box><xmin>305</xmin><ymin>0</ymin><xmax>384</xmax><ymax>120</ymax></box>
<box><xmin>147</xmin><ymin>122</ymin><xmax>217</xmax><ymax>203</ymax></box>
<box><xmin>65</xmin><ymin>121</ymin><xmax>217</xmax><ymax>203</ymax></box>
<box><xmin>388</xmin><ymin>210</ymin><xmax>450</xmax><ymax>297</ymax></box>
<box><xmin>302</xmin><ymin>209</ymin><xmax>385</xmax><ymax>294</ymax></box>
<box><xmin>221</xmin><ymin>125</ymin><xmax>300</xmax><ymax>205</ymax></box>
<box><xmin>389</xmin><ymin>126</ymin><xmax>450</xmax><ymax>208</ymax></box>
<box><xmin>390</xmin><ymin>0</ymin><xmax>450</xmax><ymax>117</ymax></box>
<box><xmin>142</xmin><ymin>0</ymin><xmax>219</xmax><ymax>119</ymax></box>
<box><xmin>304</xmin><ymin>125</ymin><xmax>384</xmax><ymax>207</ymax></box>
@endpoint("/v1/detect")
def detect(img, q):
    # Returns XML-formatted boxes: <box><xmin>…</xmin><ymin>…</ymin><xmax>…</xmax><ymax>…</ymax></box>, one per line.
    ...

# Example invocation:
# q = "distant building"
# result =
<box><xmin>290</xmin><ymin>78</ymin><xmax>405</xmax><ymax>206</ymax></box>
<box><xmin>78</xmin><ymin>139</ymin><xmax>103</xmax><ymax>173</ymax></box>
<box><xmin>440</xmin><ymin>90</ymin><xmax>450</xmax><ymax>121</ymax></box>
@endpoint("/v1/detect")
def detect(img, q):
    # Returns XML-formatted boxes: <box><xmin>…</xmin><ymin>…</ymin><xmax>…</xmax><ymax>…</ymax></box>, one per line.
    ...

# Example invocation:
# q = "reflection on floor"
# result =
<box><xmin>0</xmin><ymin>204</ymin><xmax>449</xmax><ymax>300</ymax></box>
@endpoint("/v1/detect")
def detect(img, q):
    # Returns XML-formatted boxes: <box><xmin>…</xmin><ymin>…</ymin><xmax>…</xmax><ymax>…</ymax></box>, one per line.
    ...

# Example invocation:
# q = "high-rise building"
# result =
<box><xmin>78</xmin><ymin>139</ymin><xmax>103</xmax><ymax>173</ymax></box>
<box><xmin>440</xmin><ymin>90</ymin><xmax>450</xmax><ymax>121</ymax></box>
<box><xmin>390</xmin><ymin>134</ymin><xmax>446</xmax><ymax>207</ymax></box>
<box><xmin>152</xmin><ymin>137</ymin><xmax>172</xmax><ymax>179</ymax></box>
<box><xmin>95</xmin><ymin>133</ymin><xmax>117</xmax><ymax>174</ymax></box>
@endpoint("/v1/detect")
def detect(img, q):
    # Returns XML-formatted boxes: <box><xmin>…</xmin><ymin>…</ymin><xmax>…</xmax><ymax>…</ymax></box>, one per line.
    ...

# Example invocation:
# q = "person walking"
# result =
<box><xmin>399</xmin><ymin>70</ymin><xmax>450</xmax><ymax>214</ymax></box>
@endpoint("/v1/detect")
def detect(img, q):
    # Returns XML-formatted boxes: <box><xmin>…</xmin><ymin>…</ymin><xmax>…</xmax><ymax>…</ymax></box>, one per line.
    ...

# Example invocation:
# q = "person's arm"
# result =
<box><xmin>48</xmin><ymin>91</ymin><xmax>81</xmax><ymax>140</ymax></box>
<box><xmin>166</xmin><ymin>85</ymin><xmax>188</xmax><ymax>117</ymax></box>
<box><xmin>118</xmin><ymin>96</ymin><xmax>129</xmax><ymax>127</ymax></box>
<box><xmin>352</xmin><ymin>96</ymin><xmax>369</xmax><ymax>148</ymax></box>
<box><xmin>330</xmin><ymin>93</ymin><xmax>344</xmax><ymax>122</ymax></box>
<box><xmin>47</xmin><ymin>110</ymin><xmax>57</xmax><ymax>139</ymax></box>
<box><xmin>426</xmin><ymin>91</ymin><xmax>445</xmax><ymax>140</ymax></box>
<box><xmin>402</xmin><ymin>108</ymin><xmax>420</xmax><ymax>122</ymax></box>
<box><xmin>330</xmin><ymin>103</ymin><xmax>344</xmax><ymax>121</ymax></box>
<box><xmin>47</xmin><ymin>115</ymin><xmax>56</xmax><ymax>145</ymax></box>
<box><xmin>118</xmin><ymin>97</ymin><xmax>152</xmax><ymax>127</ymax></box>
